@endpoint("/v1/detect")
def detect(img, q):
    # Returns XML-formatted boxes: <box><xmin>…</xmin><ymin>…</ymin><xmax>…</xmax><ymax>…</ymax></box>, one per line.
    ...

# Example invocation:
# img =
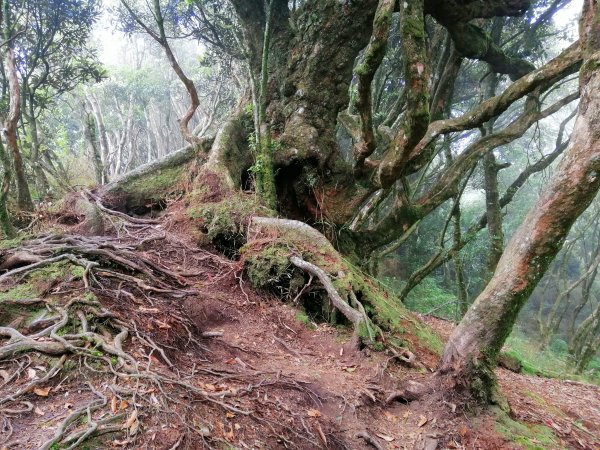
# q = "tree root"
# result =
<box><xmin>356</xmin><ymin>431</ymin><xmax>385</xmax><ymax>450</ymax></box>
<box><xmin>290</xmin><ymin>256</ymin><xmax>366</xmax><ymax>340</ymax></box>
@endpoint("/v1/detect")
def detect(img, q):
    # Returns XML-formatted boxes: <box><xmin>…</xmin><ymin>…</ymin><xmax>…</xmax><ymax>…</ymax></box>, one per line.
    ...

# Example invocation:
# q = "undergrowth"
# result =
<box><xmin>503</xmin><ymin>329</ymin><xmax>600</xmax><ymax>385</ymax></box>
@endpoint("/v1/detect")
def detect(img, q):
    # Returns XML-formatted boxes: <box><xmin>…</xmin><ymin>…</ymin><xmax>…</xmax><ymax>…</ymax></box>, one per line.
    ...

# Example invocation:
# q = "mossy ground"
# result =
<box><xmin>0</xmin><ymin>261</ymin><xmax>82</xmax><ymax>302</ymax></box>
<box><xmin>493</xmin><ymin>407</ymin><xmax>563</xmax><ymax>450</ymax></box>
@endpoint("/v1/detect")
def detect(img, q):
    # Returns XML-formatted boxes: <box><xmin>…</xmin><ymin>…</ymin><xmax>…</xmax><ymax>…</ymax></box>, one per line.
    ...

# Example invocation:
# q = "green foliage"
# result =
<box><xmin>503</xmin><ymin>329</ymin><xmax>600</xmax><ymax>385</ymax></box>
<box><xmin>401</xmin><ymin>277</ymin><xmax>458</xmax><ymax>320</ymax></box>
<box><xmin>294</xmin><ymin>311</ymin><xmax>316</xmax><ymax>330</ymax></box>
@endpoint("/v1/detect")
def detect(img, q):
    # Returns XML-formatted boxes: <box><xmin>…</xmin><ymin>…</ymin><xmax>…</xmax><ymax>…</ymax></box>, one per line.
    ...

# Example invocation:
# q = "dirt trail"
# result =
<box><xmin>0</xmin><ymin>201</ymin><xmax>598</xmax><ymax>449</ymax></box>
<box><xmin>423</xmin><ymin>316</ymin><xmax>600</xmax><ymax>450</ymax></box>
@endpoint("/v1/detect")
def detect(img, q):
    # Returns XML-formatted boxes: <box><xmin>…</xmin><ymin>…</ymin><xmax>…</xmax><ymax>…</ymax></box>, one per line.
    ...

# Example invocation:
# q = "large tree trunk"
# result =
<box><xmin>438</xmin><ymin>0</ymin><xmax>600</xmax><ymax>402</ymax></box>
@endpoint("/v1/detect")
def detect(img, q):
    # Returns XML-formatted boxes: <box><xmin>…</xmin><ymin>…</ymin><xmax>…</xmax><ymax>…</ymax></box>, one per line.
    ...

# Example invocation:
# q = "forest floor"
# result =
<box><xmin>1</xmin><ymin>198</ymin><xmax>599</xmax><ymax>450</ymax></box>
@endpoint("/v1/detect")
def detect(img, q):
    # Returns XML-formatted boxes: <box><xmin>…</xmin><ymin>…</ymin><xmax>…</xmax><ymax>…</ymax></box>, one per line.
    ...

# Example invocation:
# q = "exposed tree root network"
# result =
<box><xmin>1</xmin><ymin>193</ymin><xmax>598</xmax><ymax>449</ymax></box>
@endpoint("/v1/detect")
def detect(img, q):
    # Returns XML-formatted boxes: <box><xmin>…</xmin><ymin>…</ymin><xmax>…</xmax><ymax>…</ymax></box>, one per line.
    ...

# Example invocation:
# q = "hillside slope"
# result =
<box><xmin>0</xmin><ymin>196</ymin><xmax>598</xmax><ymax>449</ymax></box>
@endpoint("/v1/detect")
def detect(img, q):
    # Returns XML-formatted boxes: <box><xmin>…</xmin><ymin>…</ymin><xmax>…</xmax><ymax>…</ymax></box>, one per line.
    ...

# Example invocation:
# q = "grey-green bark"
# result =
<box><xmin>0</xmin><ymin>139</ymin><xmax>15</xmax><ymax>238</ymax></box>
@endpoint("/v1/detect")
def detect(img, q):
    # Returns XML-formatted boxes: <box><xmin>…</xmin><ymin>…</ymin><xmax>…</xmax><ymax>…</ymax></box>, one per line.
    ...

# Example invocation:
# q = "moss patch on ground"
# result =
<box><xmin>0</xmin><ymin>261</ymin><xmax>83</xmax><ymax>303</ymax></box>
<box><xmin>494</xmin><ymin>408</ymin><xmax>563</xmax><ymax>450</ymax></box>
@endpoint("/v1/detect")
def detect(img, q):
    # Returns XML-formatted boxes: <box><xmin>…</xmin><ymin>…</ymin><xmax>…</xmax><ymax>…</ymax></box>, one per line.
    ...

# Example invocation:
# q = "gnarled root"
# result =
<box><xmin>247</xmin><ymin>217</ymin><xmax>379</xmax><ymax>347</ymax></box>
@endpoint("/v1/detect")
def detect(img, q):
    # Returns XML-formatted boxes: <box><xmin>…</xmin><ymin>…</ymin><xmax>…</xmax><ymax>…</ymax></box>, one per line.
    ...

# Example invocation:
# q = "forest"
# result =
<box><xmin>0</xmin><ymin>0</ymin><xmax>599</xmax><ymax>448</ymax></box>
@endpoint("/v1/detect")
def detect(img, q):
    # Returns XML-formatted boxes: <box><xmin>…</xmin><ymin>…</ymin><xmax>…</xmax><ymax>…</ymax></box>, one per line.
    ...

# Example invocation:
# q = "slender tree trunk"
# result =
<box><xmin>85</xmin><ymin>93</ymin><xmax>110</xmax><ymax>183</ymax></box>
<box><xmin>452</xmin><ymin>204</ymin><xmax>469</xmax><ymax>317</ymax></box>
<box><xmin>83</xmin><ymin>107</ymin><xmax>104</xmax><ymax>184</ymax></box>
<box><xmin>119</xmin><ymin>0</ymin><xmax>202</xmax><ymax>147</ymax></box>
<box><xmin>254</xmin><ymin>0</ymin><xmax>277</xmax><ymax>209</ymax></box>
<box><xmin>3</xmin><ymin>41</ymin><xmax>33</xmax><ymax>211</ymax></box>
<box><xmin>483</xmin><ymin>151</ymin><xmax>505</xmax><ymax>272</ymax></box>
<box><xmin>0</xmin><ymin>138</ymin><xmax>15</xmax><ymax>238</ymax></box>
<box><xmin>439</xmin><ymin>0</ymin><xmax>600</xmax><ymax>401</ymax></box>
<box><xmin>481</xmin><ymin>64</ymin><xmax>504</xmax><ymax>273</ymax></box>
<box><xmin>27</xmin><ymin>96</ymin><xmax>50</xmax><ymax>197</ymax></box>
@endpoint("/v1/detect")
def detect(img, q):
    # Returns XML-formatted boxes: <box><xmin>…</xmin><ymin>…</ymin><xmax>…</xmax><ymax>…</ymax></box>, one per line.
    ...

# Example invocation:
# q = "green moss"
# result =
<box><xmin>522</xmin><ymin>390</ymin><xmax>547</xmax><ymax>406</ymax></box>
<box><xmin>494</xmin><ymin>408</ymin><xmax>563</xmax><ymax>450</ymax></box>
<box><xmin>0</xmin><ymin>262</ymin><xmax>82</xmax><ymax>306</ymax></box>
<box><xmin>295</xmin><ymin>311</ymin><xmax>316</xmax><ymax>330</ymax></box>
<box><xmin>27</xmin><ymin>261</ymin><xmax>77</xmax><ymax>285</ymax></box>
<box><xmin>0</xmin><ymin>283</ymin><xmax>37</xmax><ymax>302</ymax></box>
<box><xmin>0</xmin><ymin>235</ymin><xmax>26</xmax><ymax>250</ymax></box>
<box><xmin>402</xmin><ymin>15</ymin><xmax>425</xmax><ymax>40</ymax></box>
<box><xmin>414</xmin><ymin>326</ymin><xmax>444</xmax><ymax>354</ymax></box>
<box><xmin>242</xmin><ymin>244</ymin><xmax>292</xmax><ymax>288</ymax></box>
<box><xmin>188</xmin><ymin>192</ymin><xmax>271</xmax><ymax>246</ymax></box>
<box><xmin>118</xmin><ymin>165</ymin><xmax>187</xmax><ymax>206</ymax></box>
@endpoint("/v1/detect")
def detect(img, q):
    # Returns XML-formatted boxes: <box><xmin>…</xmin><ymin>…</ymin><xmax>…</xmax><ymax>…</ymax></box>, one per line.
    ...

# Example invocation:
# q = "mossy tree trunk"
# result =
<box><xmin>0</xmin><ymin>139</ymin><xmax>16</xmax><ymax>238</ymax></box>
<box><xmin>439</xmin><ymin>0</ymin><xmax>600</xmax><ymax>402</ymax></box>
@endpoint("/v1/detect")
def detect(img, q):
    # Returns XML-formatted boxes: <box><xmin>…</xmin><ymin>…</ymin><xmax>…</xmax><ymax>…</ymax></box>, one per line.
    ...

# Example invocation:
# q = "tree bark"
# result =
<box><xmin>3</xmin><ymin>32</ymin><xmax>34</xmax><ymax>211</ymax></box>
<box><xmin>83</xmin><ymin>105</ymin><xmax>104</xmax><ymax>184</ymax></box>
<box><xmin>438</xmin><ymin>0</ymin><xmax>600</xmax><ymax>402</ymax></box>
<box><xmin>85</xmin><ymin>92</ymin><xmax>110</xmax><ymax>183</ymax></box>
<box><xmin>0</xmin><ymin>138</ymin><xmax>15</xmax><ymax>238</ymax></box>
<box><xmin>26</xmin><ymin>93</ymin><xmax>50</xmax><ymax>197</ymax></box>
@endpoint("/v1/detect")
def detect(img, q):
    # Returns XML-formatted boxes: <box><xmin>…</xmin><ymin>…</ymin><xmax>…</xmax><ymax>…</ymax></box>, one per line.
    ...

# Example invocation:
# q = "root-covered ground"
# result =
<box><xmin>1</xmin><ymin>197</ymin><xmax>599</xmax><ymax>449</ymax></box>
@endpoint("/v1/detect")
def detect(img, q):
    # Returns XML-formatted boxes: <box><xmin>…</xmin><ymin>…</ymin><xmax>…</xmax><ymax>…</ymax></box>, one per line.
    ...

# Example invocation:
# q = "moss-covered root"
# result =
<box><xmin>246</xmin><ymin>217</ymin><xmax>380</xmax><ymax>345</ymax></box>
<box><xmin>290</xmin><ymin>255</ymin><xmax>370</xmax><ymax>345</ymax></box>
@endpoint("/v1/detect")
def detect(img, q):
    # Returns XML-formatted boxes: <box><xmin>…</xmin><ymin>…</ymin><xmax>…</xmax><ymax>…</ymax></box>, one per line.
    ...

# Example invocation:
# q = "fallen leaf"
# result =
<box><xmin>383</xmin><ymin>411</ymin><xmax>396</xmax><ymax>422</ymax></box>
<box><xmin>33</xmin><ymin>387</ymin><xmax>51</xmax><ymax>397</ymax></box>
<box><xmin>27</xmin><ymin>368</ymin><xmax>37</xmax><ymax>379</ymax></box>
<box><xmin>307</xmin><ymin>409</ymin><xmax>322</xmax><ymax>418</ymax></box>
<box><xmin>110</xmin><ymin>396</ymin><xmax>118</xmax><ymax>413</ymax></box>
<box><xmin>0</xmin><ymin>369</ymin><xmax>10</xmax><ymax>383</ymax></box>
<box><xmin>225</xmin><ymin>412</ymin><xmax>235</xmax><ymax>419</ymax></box>
<box><xmin>119</xmin><ymin>400</ymin><xmax>129</xmax><ymax>410</ymax></box>
<box><xmin>34</xmin><ymin>406</ymin><xmax>45</xmax><ymax>416</ymax></box>
<box><xmin>156</xmin><ymin>320</ymin><xmax>171</xmax><ymax>329</ymax></box>
<box><xmin>124</xmin><ymin>410</ymin><xmax>138</xmax><ymax>429</ymax></box>
<box><xmin>342</xmin><ymin>366</ymin><xmax>357</xmax><ymax>373</ymax></box>
<box><xmin>224</xmin><ymin>429</ymin><xmax>235</xmax><ymax>441</ymax></box>
<box><xmin>129</xmin><ymin>419</ymin><xmax>139</xmax><ymax>436</ymax></box>
<box><xmin>375</xmin><ymin>433</ymin><xmax>395</xmax><ymax>442</ymax></box>
<box><xmin>138</xmin><ymin>307</ymin><xmax>159</xmax><ymax>313</ymax></box>
<box><xmin>417</xmin><ymin>415</ymin><xmax>428</xmax><ymax>427</ymax></box>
